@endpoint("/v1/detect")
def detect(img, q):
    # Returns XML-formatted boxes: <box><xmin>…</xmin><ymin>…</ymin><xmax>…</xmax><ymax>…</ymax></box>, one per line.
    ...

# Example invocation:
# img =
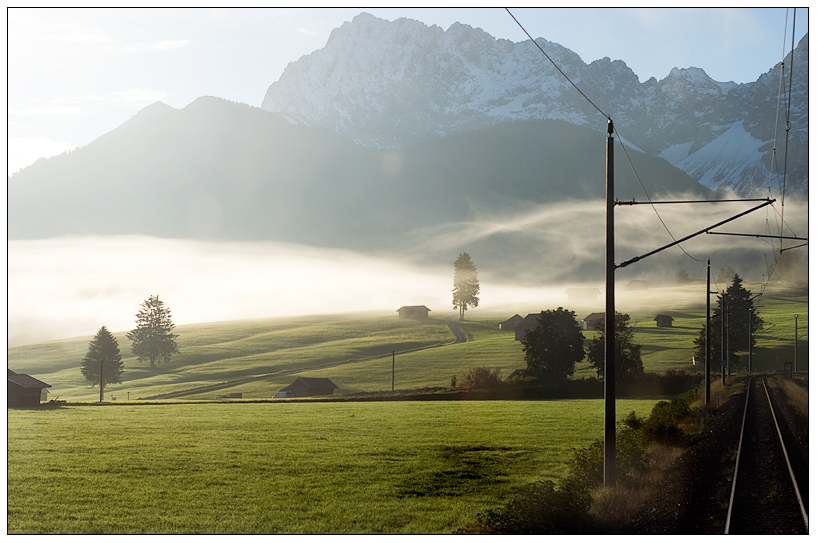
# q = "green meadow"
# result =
<box><xmin>8</xmin><ymin>399</ymin><xmax>659</xmax><ymax>534</ymax></box>
<box><xmin>7</xmin><ymin>282</ymin><xmax>806</xmax><ymax>533</ymax></box>
<box><xmin>7</xmin><ymin>284</ymin><xmax>805</xmax><ymax>402</ymax></box>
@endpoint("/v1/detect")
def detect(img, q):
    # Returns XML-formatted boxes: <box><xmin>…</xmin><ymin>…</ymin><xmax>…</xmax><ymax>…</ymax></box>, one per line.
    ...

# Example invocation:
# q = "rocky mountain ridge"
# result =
<box><xmin>262</xmin><ymin>13</ymin><xmax>808</xmax><ymax>197</ymax></box>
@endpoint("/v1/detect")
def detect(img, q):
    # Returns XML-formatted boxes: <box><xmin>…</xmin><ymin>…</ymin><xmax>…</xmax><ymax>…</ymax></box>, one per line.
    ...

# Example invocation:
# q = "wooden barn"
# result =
<box><xmin>582</xmin><ymin>312</ymin><xmax>605</xmax><ymax>331</ymax></box>
<box><xmin>499</xmin><ymin>314</ymin><xmax>523</xmax><ymax>330</ymax></box>
<box><xmin>514</xmin><ymin>314</ymin><xmax>539</xmax><ymax>341</ymax></box>
<box><xmin>626</xmin><ymin>280</ymin><xmax>649</xmax><ymax>291</ymax></box>
<box><xmin>396</xmin><ymin>305</ymin><xmax>431</xmax><ymax>319</ymax></box>
<box><xmin>654</xmin><ymin>314</ymin><xmax>674</xmax><ymax>328</ymax></box>
<box><xmin>565</xmin><ymin>288</ymin><xmax>601</xmax><ymax>303</ymax></box>
<box><xmin>8</xmin><ymin>369</ymin><xmax>51</xmax><ymax>407</ymax></box>
<box><xmin>278</xmin><ymin>377</ymin><xmax>338</xmax><ymax>398</ymax></box>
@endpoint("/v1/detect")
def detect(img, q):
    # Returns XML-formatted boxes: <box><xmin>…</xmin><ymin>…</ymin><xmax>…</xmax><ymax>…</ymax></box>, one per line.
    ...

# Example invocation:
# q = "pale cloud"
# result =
<box><xmin>297</xmin><ymin>26</ymin><xmax>320</xmax><ymax>36</ymax></box>
<box><xmin>111</xmin><ymin>88</ymin><xmax>170</xmax><ymax>106</ymax></box>
<box><xmin>151</xmin><ymin>39</ymin><xmax>191</xmax><ymax>51</ymax></box>
<box><xmin>9</xmin><ymin>105</ymin><xmax>82</xmax><ymax>116</ymax></box>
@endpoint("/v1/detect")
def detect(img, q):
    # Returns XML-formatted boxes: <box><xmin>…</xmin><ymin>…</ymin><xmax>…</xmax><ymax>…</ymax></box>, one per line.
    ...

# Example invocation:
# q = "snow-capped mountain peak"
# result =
<box><xmin>262</xmin><ymin>13</ymin><xmax>807</xmax><ymax>196</ymax></box>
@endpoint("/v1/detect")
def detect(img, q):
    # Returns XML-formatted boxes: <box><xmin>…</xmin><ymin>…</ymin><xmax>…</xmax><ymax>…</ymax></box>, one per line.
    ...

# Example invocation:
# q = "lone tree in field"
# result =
<box><xmin>586</xmin><ymin>312</ymin><xmax>644</xmax><ymax>383</ymax></box>
<box><xmin>127</xmin><ymin>295</ymin><xmax>179</xmax><ymax>368</ymax></box>
<box><xmin>693</xmin><ymin>272</ymin><xmax>763</xmax><ymax>369</ymax></box>
<box><xmin>452</xmin><ymin>252</ymin><xmax>480</xmax><ymax>320</ymax></box>
<box><xmin>81</xmin><ymin>326</ymin><xmax>124</xmax><ymax>401</ymax></box>
<box><xmin>521</xmin><ymin>308</ymin><xmax>585</xmax><ymax>381</ymax></box>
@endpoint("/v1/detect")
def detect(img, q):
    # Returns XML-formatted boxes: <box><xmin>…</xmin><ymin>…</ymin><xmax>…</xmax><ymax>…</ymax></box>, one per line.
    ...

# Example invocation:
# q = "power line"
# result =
<box><xmin>505</xmin><ymin>8</ymin><xmax>609</xmax><ymax>120</ymax></box>
<box><xmin>505</xmin><ymin>8</ymin><xmax>709</xmax><ymax>266</ymax></box>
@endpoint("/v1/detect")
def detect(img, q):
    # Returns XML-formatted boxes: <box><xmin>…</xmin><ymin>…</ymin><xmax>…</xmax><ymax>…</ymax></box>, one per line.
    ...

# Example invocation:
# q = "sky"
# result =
<box><xmin>7</xmin><ymin>7</ymin><xmax>808</xmax><ymax>176</ymax></box>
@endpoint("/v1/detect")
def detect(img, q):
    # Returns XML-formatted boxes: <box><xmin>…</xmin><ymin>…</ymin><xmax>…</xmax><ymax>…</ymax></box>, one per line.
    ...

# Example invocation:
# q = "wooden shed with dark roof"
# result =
<box><xmin>8</xmin><ymin>369</ymin><xmax>51</xmax><ymax>407</ymax></box>
<box><xmin>514</xmin><ymin>313</ymin><xmax>539</xmax><ymax>341</ymax></box>
<box><xmin>278</xmin><ymin>377</ymin><xmax>338</xmax><ymax>398</ymax></box>
<box><xmin>499</xmin><ymin>314</ymin><xmax>523</xmax><ymax>331</ymax></box>
<box><xmin>654</xmin><ymin>314</ymin><xmax>674</xmax><ymax>328</ymax></box>
<box><xmin>582</xmin><ymin>312</ymin><xmax>605</xmax><ymax>331</ymax></box>
<box><xmin>396</xmin><ymin>305</ymin><xmax>431</xmax><ymax>319</ymax></box>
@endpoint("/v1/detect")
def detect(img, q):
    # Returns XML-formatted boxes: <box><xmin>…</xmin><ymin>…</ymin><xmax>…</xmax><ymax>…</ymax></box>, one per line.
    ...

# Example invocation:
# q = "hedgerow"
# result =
<box><xmin>472</xmin><ymin>385</ymin><xmax>702</xmax><ymax>533</ymax></box>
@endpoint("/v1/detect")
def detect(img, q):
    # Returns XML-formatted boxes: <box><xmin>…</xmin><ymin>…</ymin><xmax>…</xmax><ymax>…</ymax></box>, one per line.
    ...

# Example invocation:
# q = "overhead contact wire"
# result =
<box><xmin>506</xmin><ymin>8</ymin><xmax>714</xmax><ymax>266</ymax></box>
<box><xmin>505</xmin><ymin>8</ymin><xmax>610</xmax><ymax>121</ymax></box>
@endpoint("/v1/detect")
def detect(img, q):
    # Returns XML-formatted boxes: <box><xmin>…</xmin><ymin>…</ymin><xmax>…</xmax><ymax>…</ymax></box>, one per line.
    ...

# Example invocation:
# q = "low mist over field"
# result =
<box><xmin>8</xmin><ymin>196</ymin><xmax>802</xmax><ymax>346</ymax></box>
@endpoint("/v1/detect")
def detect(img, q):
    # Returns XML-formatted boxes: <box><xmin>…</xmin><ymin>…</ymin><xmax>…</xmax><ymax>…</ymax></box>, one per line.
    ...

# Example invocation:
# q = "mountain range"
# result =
<box><xmin>262</xmin><ymin>13</ymin><xmax>808</xmax><ymax>197</ymax></box>
<box><xmin>8</xmin><ymin>13</ymin><xmax>807</xmax><ymax>286</ymax></box>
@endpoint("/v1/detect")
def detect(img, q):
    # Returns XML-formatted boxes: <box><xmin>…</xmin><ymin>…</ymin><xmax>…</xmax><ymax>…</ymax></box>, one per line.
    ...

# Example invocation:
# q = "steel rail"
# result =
<box><xmin>762</xmin><ymin>377</ymin><xmax>809</xmax><ymax>530</ymax></box>
<box><xmin>724</xmin><ymin>376</ymin><xmax>753</xmax><ymax>534</ymax></box>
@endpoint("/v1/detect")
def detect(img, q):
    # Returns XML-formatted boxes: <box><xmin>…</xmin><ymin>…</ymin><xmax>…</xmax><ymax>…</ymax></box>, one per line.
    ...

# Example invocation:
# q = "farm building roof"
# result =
<box><xmin>281</xmin><ymin>377</ymin><xmax>338</xmax><ymax>391</ymax></box>
<box><xmin>7</xmin><ymin>369</ymin><xmax>51</xmax><ymax>389</ymax></box>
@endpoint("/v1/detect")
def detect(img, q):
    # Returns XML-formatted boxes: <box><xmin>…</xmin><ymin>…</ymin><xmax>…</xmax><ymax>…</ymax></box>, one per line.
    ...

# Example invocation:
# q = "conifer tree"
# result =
<box><xmin>452</xmin><ymin>252</ymin><xmax>480</xmax><ymax>321</ymax></box>
<box><xmin>693</xmin><ymin>273</ymin><xmax>763</xmax><ymax>369</ymax></box>
<box><xmin>81</xmin><ymin>326</ymin><xmax>124</xmax><ymax>398</ymax></box>
<box><xmin>127</xmin><ymin>295</ymin><xmax>179</xmax><ymax>368</ymax></box>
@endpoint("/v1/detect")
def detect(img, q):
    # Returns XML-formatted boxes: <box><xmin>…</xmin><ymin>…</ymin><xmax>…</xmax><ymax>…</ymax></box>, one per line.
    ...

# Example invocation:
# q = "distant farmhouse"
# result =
<box><xmin>8</xmin><ymin>369</ymin><xmax>51</xmax><ymax>407</ymax></box>
<box><xmin>654</xmin><ymin>314</ymin><xmax>674</xmax><ymax>328</ymax></box>
<box><xmin>277</xmin><ymin>377</ymin><xmax>338</xmax><ymax>398</ymax></box>
<box><xmin>499</xmin><ymin>314</ymin><xmax>523</xmax><ymax>330</ymax></box>
<box><xmin>396</xmin><ymin>305</ymin><xmax>431</xmax><ymax>319</ymax></box>
<box><xmin>626</xmin><ymin>280</ymin><xmax>649</xmax><ymax>291</ymax></box>
<box><xmin>582</xmin><ymin>312</ymin><xmax>605</xmax><ymax>331</ymax></box>
<box><xmin>565</xmin><ymin>288</ymin><xmax>601</xmax><ymax>303</ymax></box>
<box><xmin>514</xmin><ymin>314</ymin><xmax>539</xmax><ymax>341</ymax></box>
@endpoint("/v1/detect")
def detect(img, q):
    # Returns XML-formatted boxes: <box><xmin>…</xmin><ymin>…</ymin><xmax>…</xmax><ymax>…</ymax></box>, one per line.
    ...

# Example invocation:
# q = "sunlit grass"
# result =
<box><xmin>8</xmin><ymin>284</ymin><xmax>806</xmax><ymax>401</ymax></box>
<box><xmin>8</xmin><ymin>399</ymin><xmax>659</xmax><ymax>534</ymax></box>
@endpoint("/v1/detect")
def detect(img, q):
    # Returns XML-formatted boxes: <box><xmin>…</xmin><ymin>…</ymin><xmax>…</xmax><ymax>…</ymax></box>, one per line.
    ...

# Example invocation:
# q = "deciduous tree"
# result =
<box><xmin>127</xmin><ymin>295</ymin><xmax>179</xmax><ymax>368</ymax></box>
<box><xmin>452</xmin><ymin>252</ymin><xmax>480</xmax><ymax>321</ymax></box>
<box><xmin>586</xmin><ymin>312</ymin><xmax>644</xmax><ymax>383</ymax></box>
<box><xmin>521</xmin><ymin>308</ymin><xmax>585</xmax><ymax>381</ymax></box>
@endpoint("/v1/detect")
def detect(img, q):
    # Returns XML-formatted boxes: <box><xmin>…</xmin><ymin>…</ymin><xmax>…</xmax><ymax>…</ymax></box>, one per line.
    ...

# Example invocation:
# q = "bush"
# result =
<box><xmin>457</xmin><ymin>367</ymin><xmax>504</xmax><ymax>391</ymax></box>
<box><xmin>479</xmin><ymin>480</ymin><xmax>597</xmax><ymax>534</ymax></box>
<box><xmin>639</xmin><ymin>388</ymin><xmax>698</xmax><ymax>446</ymax></box>
<box><xmin>477</xmin><ymin>387</ymin><xmax>701</xmax><ymax>533</ymax></box>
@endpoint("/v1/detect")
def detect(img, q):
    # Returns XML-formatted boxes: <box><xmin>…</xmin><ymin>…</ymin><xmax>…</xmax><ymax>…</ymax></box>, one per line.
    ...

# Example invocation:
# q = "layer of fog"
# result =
<box><xmin>403</xmin><ymin>195</ymin><xmax>806</xmax><ymax>289</ymax></box>
<box><xmin>8</xmin><ymin>197</ymin><xmax>805</xmax><ymax>346</ymax></box>
<box><xmin>7</xmin><ymin>236</ymin><xmax>573</xmax><ymax>346</ymax></box>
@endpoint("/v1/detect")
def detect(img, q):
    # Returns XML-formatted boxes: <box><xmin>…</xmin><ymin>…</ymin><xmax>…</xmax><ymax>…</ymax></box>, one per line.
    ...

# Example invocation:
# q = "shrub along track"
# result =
<box><xmin>142</xmin><ymin>320</ymin><xmax>467</xmax><ymax>400</ymax></box>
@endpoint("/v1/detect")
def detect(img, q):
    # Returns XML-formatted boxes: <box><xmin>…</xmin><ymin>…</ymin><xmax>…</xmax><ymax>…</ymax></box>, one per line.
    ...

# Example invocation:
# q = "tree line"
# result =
<box><xmin>516</xmin><ymin>273</ymin><xmax>761</xmax><ymax>385</ymax></box>
<box><xmin>80</xmin><ymin>295</ymin><xmax>179</xmax><ymax>399</ymax></box>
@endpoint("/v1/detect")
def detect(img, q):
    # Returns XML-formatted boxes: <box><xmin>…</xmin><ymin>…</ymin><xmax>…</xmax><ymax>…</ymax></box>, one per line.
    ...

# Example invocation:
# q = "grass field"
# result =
<box><xmin>7</xmin><ymin>399</ymin><xmax>660</xmax><ymax>534</ymax></box>
<box><xmin>8</xmin><ymin>283</ymin><xmax>806</xmax><ymax>402</ymax></box>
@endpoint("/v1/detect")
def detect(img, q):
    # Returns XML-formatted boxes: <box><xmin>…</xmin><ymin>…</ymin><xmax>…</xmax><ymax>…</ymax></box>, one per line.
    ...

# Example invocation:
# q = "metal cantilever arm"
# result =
<box><xmin>616</xmin><ymin>199</ymin><xmax>776</xmax><ymax>269</ymax></box>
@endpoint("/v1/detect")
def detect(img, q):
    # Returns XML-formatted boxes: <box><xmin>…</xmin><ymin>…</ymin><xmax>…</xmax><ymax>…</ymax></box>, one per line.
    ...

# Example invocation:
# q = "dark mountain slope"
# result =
<box><xmin>8</xmin><ymin>96</ymin><xmax>709</xmax><ymax>250</ymax></box>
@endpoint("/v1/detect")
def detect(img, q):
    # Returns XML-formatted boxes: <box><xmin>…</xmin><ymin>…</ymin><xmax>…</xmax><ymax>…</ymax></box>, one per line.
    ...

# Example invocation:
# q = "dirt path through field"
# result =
<box><xmin>445</xmin><ymin>317</ymin><xmax>467</xmax><ymax>344</ymax></box>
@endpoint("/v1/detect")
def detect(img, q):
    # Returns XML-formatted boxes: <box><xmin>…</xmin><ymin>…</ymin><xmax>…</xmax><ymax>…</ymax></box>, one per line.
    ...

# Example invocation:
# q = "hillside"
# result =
<box><xmin>8</xmin><ymin>284</ymin><xmax>807</xmax><ymax>403</ymax></box>
<box><xmin>8</xmin><ymin>97</ymin><xmax>708</xmax><ymax>250</ymax></box>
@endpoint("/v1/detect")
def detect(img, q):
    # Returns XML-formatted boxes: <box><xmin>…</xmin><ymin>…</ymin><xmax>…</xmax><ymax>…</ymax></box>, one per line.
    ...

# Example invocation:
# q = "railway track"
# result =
<box><xmin>725</xmin><ymin>375</ymin><xmax>808</xmax><ymax>534</ymax></box>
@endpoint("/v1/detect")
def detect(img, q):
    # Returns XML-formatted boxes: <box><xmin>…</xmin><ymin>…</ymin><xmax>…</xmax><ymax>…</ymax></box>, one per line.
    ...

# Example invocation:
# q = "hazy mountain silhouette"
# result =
<box><xmin>9</xmin><ymin>96</ymin><xmax>709</xmax><ymax>250</ymax></box>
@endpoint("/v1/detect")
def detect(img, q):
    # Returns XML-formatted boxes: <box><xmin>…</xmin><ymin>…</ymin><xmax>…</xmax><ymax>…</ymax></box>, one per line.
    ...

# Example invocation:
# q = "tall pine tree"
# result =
<box><xmin>452</xmin><ymin>252</ymin><xmax>480</xmax><ymax>321</ymax></box>
<box><xmin>81</xmin><ymin>326</ymin><xmax>124</xmax><ymax>399</ymax></box>
<box><xmin>127</xmin><ymin>295</ymin><xmax>179</xmax><ymax>368</ymax></box>
<box><xmin>693</xmin><ymin>273</ymin><xmax>763</xmax><ymax>370</ymax></box>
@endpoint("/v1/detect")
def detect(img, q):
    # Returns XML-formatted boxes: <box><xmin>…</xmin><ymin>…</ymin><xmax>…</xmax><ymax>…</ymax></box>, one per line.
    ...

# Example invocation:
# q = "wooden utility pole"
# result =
<box><xmin>721</xmin><ymin>296</ymin><xmax>726</xmax><ymax>385</ymax></box>
<box><xmin>794</xmin><ymin>315</ymin><xmax>798</xmax><ymax>372</ymax></box>
<box><xmin>705</xmin><ymin>260</ymin><xmax>711</xmax><ymax>405</ymax></box>
<box><xmin>99</xmin><ymin>357</ymin><xmax>104</xmax><ymax>403</ymax></box>
<box><xmin>604</xmin><ymin>118</ymin><xmax>616</xmax><ymax>487</ymax></box>
<box><xmin>748</xmin><ymin>308</ymin><xmax>753</xmax><ymax>373</ymax></box>
<box><xmin>726</xmin><ymin>302</ymin><xmax>731</xmax><ymax>378</ymax></box>
<box><xmin>392</xmin><ymin>351</ymin><xmax>395</xmax><ymax>392</ymax></box>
